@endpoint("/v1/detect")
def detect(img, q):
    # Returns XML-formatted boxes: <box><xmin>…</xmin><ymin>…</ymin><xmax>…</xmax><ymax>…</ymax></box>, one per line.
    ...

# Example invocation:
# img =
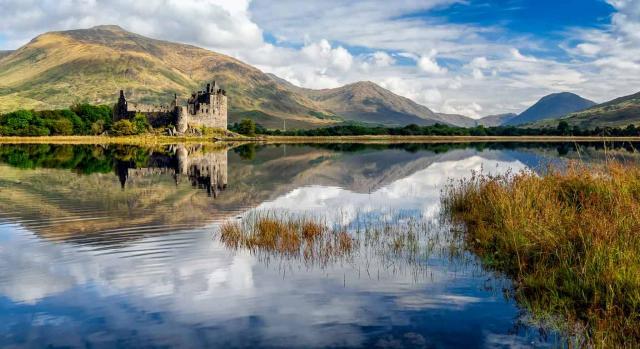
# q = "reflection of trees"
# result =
<box><xmin>297</xmin><ymin>141</ymin><xmax>640</xmax><ymax>155</ymax></box>
<box><xmin>233</xmin><ymin>143</ymin><xmax>257</xmax><ymax>160</ymax></box>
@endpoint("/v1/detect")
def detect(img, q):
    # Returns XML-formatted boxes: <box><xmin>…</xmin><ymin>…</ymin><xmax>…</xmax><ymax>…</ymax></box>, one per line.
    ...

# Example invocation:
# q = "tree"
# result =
<box><xmin>238</xmin><ymin>118</ymin><xmax>256</xmax><ymax>136</ymax></box>
<box><xmin>557</xmin><ymin>121</ymin><xmax>570</xmax><ymax>136</ymax></box>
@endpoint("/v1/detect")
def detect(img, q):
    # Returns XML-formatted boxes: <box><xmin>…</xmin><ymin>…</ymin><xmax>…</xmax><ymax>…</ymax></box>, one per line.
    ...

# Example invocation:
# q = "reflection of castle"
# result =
<box><xmin>116</xmin><ymin>145</ymin><xmax>228</xmax><ymax>198</ymax></box>
<box><xmin>114</xmin><ymin>82</ymin><xmax>227</xmax><ymax>133</ymax></box>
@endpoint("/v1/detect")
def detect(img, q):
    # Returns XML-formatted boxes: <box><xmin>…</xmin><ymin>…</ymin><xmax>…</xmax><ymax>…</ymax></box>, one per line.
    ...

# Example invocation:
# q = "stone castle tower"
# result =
<box><xmin>114</xmin><ymin>81</ymin><xmax>228</xmax><ymax>133</ymax></box>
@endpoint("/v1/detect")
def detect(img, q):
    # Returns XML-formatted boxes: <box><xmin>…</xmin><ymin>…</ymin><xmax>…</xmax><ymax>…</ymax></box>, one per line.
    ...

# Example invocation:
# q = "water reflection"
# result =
<box><xmin>116</xmin><ymin>144</ymin><xmax>227</xmax><ymax>197</ymax></box>
<box><xmin>0</xmin><ymin>142</ymin><xmax>638</xmax><ymax>347</ymax></box>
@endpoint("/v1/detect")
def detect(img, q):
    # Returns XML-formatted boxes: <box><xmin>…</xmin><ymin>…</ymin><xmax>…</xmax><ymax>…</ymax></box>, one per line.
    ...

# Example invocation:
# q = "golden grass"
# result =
<box><xmin>442</xmin><ymin>161</ymin><xmax>640</xmax><ymax>347</ymax></box>
<box><xmin>0</xmin><ymin>134</ymin><xmax>258</xmax><ymax>145</ymax></box>
<box><xmin>217</xmin><ymin>211</ymin><xmax>449</xmax><ymax>272</ymax></box>
<box><xmin>219</xmin><ymin>213</ymin><xmax>353</xmax><ymax>266</ymax></box>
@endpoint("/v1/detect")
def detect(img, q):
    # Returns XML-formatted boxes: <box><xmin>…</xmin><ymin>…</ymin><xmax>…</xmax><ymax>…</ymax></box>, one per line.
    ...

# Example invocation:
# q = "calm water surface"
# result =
<box><xmin>0</xmin><ymin>142</ymin><xmax>636</xmax><ymax>348</ymax></box>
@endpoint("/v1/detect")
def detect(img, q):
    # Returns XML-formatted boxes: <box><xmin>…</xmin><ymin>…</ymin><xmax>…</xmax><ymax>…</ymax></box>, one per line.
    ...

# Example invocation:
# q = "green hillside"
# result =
<box><xmin>557</xmin><ymin>91</ymin><xmax>640</xmax><ymax>128</ymax></box>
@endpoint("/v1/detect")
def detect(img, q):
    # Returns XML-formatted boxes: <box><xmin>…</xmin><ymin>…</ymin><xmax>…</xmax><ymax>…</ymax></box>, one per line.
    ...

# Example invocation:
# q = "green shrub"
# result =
<box><xmin>90</xmin><ymin>119</ymin><xmax>106</xmax><ymax>135</ymax></box>
<box><xmin>110</xmin><ymin>120</ymin><xmax>138</xmax><ymax>136</ymax></box>
<box><xmin>132</xmin><ymin>113</ymin><xmax>151</xmax><ymax>134</ymax></box>
<box><xmin>51</xmin><ymin>118</ymin><xmax>74</xmax><ymax>135</ymax></box>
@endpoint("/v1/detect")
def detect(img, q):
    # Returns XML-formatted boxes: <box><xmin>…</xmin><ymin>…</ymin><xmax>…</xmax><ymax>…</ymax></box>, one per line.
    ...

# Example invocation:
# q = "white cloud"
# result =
<box><xmin>301</xmin><ymin>39</ymin><xmax>353</xmax><ymax>72</ymax></box>
<box><xmin>369</xmin><ymin>51</ymin><xmax>395</xmax><ymax>67</ymax></box>
<box><xmin>418</xmin><ymin>54</ymin><xmax>448</xmax><ymax>75</ymax></box>
<box><xmin>0</xmin><ymin>0</ymin><xmax>639</xmax><ymax>117</ymax></box>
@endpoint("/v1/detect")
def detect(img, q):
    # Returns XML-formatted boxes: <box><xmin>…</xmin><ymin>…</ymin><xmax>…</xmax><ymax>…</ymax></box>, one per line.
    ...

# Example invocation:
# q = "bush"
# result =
<box><xmin>51</xmin><ymin>118</ymin><xmax>74</xmax><ymax>135</ymax></box>
<box><xmin>110</xmin><ymin>120</ymin><xmax>138</xmax><ymax>136</ymax></box>
<box><xmin>90</xmin><ymin>119</ymin><xmax>106</xmax><ymax>135</ymax></box>
<box><xmin>132</xmin><ymin>113</ymin><xmax>151</xmax><ymax>134</ymax></box>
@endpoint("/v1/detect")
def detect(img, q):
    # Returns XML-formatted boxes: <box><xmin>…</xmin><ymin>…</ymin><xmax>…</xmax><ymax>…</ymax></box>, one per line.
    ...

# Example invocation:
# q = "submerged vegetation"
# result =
<box><xmin>442</xmin><ymin>162</ymin><xmax>640</xmax><ymax>347</ymax></box>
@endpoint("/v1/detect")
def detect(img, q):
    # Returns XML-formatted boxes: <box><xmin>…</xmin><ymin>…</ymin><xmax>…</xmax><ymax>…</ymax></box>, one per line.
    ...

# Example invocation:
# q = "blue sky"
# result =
<box><xmin>0</xmin><ymin>0</ymin><xmax>638</xmax><ymax>117</ymax></box>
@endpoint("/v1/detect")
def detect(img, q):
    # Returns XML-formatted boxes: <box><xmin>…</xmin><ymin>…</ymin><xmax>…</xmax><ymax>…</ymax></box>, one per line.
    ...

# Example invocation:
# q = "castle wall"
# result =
<box><xmin>114</xmin><ymin>82</ymin><xmax>228</xmax><ymax>133</ymax></box>
<box><xmin>186</xmin><ymin>93</ymin><xmax>227</xmax><ymax>130</ymax></box>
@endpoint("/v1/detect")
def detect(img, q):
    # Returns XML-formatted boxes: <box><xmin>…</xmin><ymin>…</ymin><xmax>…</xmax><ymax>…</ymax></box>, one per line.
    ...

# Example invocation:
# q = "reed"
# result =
<box><xmin>217</xmin><ymin>211</ymin><xmax>451</xmax><ymax>273</ymax></box>
<box><xmin>442</xmin><ymin>161</ymin><xmax>640</xmax><ymax>347</ymax></box>
<box><xmin>219</xmin><ymin>212</ymin><xmax>353</xmax><ymax>266</ymax></box>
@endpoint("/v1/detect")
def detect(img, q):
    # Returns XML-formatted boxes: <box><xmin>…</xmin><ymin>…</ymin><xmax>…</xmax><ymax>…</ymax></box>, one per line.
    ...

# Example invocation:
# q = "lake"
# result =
<box><xmin>0</xmin><ymin>142</ymin><xmax>636</xmax><ymax>348</ymax></box>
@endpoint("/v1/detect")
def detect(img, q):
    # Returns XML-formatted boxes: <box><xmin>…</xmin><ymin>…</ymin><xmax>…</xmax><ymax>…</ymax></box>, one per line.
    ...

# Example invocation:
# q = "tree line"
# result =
<box><xmin>231</xmin><ymin>119</ymin><xmax>640</xmax><ymax>137</ymax></box>
<box><xmin>3</xmin><ymin>105</ymin><xmax>640</xmax><ymax>137</ymax></box>
<box><xmin>0</xmin><ymin>105</ymin><xmax>150</xmax><ymax>136</ymax></box>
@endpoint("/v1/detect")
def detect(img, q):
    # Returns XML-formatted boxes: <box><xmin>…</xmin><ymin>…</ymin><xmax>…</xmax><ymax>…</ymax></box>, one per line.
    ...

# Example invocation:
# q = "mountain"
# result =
<box><xmin>0</xmin><ymin>25</ymin><xmax>339</xmax><ymax>129</ymax></box>
<box><xmin>0</xmin><ymin>25</ymin><xmax>473</xmax><ymax>128</ymax></box>
<box><xmin>267</xmin><ymin>75</ymin><xmax>475</xmax><ymax>127</ymax></box>
<box><xmin>551</xmin><ymin>91</ymin><xmax>640</xmax><ymax>128</ymax></box>
<box><xmin>476</xmin><ymin>113</ymin><xmax>518</xmax><ymax>127</ymax></box>
<box><xmin>505</xmin><ymin>92</ymin><xmax>596</xmax><ymax>126</ymax></box>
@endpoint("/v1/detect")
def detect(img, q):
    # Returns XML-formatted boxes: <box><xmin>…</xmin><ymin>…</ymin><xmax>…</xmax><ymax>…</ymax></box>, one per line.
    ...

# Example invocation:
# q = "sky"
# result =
<box><xmin>0</xmin><ymin>0</ymin><xmax>638</xmax><ymax>118</ymax></box>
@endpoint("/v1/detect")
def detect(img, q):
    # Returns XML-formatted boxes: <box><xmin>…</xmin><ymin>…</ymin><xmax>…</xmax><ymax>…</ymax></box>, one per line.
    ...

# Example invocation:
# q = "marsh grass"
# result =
<box><xmin>219</xmin><ymin>212</ymin><xmax>353</xmax><ymax>267</ymax></box>
<box><xmin>442</xmin><ymin>161</ymin><xmax>640</xmax><ymax>347</ymax></box>
<box><xmin>217</xmin><ymin>210</ymin><xmax>457</xmax><ymax>276</ymax></box>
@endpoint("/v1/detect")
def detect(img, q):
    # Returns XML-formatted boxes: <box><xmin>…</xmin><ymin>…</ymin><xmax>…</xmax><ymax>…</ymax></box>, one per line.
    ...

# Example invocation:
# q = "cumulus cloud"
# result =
<box><xmin>418</xmin><ymin>52</ymin><xmax>448</xmax><ymax>75</ymax></box>
<box><xmin>369</xmin><ymin>51</ymin><xmax>395</xmax><ymax>67</ymax></box>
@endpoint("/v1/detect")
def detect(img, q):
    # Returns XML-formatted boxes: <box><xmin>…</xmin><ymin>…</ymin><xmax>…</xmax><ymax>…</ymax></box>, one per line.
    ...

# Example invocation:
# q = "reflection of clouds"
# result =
<box><xmin>0</xmin><ymin>151</ymin><xmax>547</xmax><ymax>347</ymax></box>
<box><xmin>256</xmin><ymin>156</ymin><xmax>527</xmax><ymax>223</ymax></box>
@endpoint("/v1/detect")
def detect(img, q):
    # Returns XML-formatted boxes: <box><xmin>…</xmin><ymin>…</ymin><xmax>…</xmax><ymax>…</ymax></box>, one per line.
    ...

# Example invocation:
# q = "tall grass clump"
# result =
<box><xmin>219</xmin><ymin>212</ymin><xmax>353</xmax><ymax>267</ymax></box>
<box><xmin>217</xmin><ymin>210</ymin><xmax>453</xmax><ymax>275</ymax></box>
<box><xmin>442</xmin><ymin>161</ymin><xmax>640</xmax><ymax>347</ymax></box>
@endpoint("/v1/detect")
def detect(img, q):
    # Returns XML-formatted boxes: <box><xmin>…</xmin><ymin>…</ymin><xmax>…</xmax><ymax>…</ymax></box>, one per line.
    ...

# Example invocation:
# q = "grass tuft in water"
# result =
<box><xmin>219</xmin><ymin>213</ymin><xmax>354</xmax><ymax>266</ymax></box>
<box><xmin>217</xmin><ymin>210</ymin><xmax>454</xmax><ymax>274</ymax></box>
<box><xmin>442</xmin><ymin>161</ymin><xmax>640</xmax><ymax>347</ymax></box>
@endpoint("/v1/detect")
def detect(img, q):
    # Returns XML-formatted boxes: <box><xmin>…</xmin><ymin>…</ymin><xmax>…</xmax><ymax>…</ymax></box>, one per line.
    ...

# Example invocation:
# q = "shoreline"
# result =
<box><xmin>2</xmin><ymin>135</ymin><xmax>640</xmax><ymax>145</ymax></box>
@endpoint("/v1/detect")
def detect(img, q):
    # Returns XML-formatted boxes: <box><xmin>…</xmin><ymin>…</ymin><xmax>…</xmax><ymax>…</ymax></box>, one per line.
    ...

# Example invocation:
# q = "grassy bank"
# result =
<box><xmin>264</xmin><ymin>135</ymin><xmax>640</xmax><ymax>144</ymax></box>
<box><xmin>4</xmin><ymin>135</ymin><xmax>640</xmax><ymax>145</ymax></box>
<box><xmin>442</xmin><ymin>162</ymin><xmax>640</xmax><ymax>347</ymax></box>
<box><xmin>0</xmin><ymin>134</ymin><xmax>263</xmax><ymax>145</ymax></box>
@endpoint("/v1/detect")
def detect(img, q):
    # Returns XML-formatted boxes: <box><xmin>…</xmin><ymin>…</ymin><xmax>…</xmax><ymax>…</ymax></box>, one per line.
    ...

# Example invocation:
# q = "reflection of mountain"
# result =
<box><xmin>0</xmin><ymin>142</ymin><xmax>634</xmax><ymax>245</ymax></box>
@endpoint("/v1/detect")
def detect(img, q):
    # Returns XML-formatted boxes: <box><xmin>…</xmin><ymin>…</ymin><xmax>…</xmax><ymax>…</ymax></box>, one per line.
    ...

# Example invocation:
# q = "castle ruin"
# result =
<box><xmin>114</xmin><ymin>81</ymin><xmax>228</xmax><ymax>133</ymax></box>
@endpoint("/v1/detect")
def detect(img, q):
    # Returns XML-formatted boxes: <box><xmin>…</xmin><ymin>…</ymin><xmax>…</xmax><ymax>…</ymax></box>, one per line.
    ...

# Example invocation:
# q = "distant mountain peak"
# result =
<box><xmin>505</xmin><ymin>92</ymin><xmax>596</xmax><ymax>126</ymax></box>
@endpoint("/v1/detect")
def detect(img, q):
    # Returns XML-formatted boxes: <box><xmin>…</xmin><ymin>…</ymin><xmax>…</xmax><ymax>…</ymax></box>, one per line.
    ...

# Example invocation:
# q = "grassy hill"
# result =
<box><xmin>552</xmin><ymin>91</ymin><xmax>640</xmax><ymax>128</ymax></box>
<box><xmin>0</xmin><ymin>25</ymin><xmax>474</xmax><ymax>129</ymax></box>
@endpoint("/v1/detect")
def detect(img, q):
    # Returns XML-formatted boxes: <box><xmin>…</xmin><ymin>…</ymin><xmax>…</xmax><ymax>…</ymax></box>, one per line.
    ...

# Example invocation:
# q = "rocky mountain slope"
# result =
<box><xmin>476</xmin><ymin>113</ymin><xmax>518</xmax><ymax>127</ymax></box>
<box><xmin>0</xmin><ymin>25</ymin><xmax>474</xmax><ymax>128</ymax></box>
